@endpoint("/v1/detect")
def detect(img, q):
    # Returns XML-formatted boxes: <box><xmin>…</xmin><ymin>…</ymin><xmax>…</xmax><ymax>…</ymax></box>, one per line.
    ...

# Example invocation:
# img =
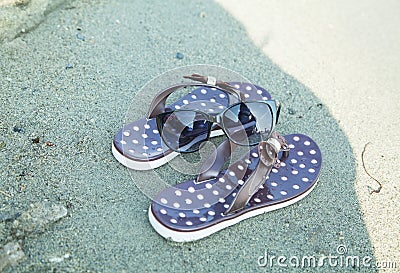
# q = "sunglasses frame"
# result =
<box><xmin>156</xmin><ymin>99</ymin><xmax>281</xmax><ymax>153</ymax></box>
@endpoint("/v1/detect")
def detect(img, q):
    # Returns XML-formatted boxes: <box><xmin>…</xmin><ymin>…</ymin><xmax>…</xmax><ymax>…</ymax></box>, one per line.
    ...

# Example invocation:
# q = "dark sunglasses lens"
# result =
<box><xmin>159</xmin><ymin>111</ymin><xmax>211</xmax><ymax>152</ymax></box>
<box><xmin>222</xmin><ymin>102</ymin><xmax>273</xmax><ymax>145</ymax></box>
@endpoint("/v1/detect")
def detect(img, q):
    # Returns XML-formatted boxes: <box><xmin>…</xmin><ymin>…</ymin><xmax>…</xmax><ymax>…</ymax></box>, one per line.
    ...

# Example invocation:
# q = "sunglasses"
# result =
<box><xmin>156</xmin><ymin>100</ymin><xmax>280</xmax><ymax>153</ymax></box>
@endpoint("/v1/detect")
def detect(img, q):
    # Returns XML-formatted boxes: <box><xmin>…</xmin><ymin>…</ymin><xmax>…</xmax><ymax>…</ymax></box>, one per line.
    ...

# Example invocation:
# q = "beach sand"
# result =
<box><xmin>216</xmin><ymin>0</ymin><xmax>400</xmax><ymax>269</ymax></box>
<box><xmin>0</xmin><ymin>0</ymin><xmax>64</xmax><ymax>43</ymax></box>
<box><xmin>0</xmin><ymin>0</ymin><xmax>396</xmax><ymax>272</ymax></box>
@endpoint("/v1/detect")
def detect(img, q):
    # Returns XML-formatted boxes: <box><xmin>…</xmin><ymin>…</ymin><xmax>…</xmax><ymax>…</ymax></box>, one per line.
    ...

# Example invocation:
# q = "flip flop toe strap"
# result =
<box><xmin>147</xmin><ymin>74</ymin><xmax>245</xmax><ymax>119</ymax></box>
<box><xmin>225</xmin><ymin>132</ymin><xmax>288</xmax><ymax>214</ymax></box>
<box><xmin>196</xmin><ymin>140</ymin><xmax>238</xmax><ymax>183</ymax></box>
<box><xmin>183</xmin><ymin>74</ymin><xmax>244</xmax><ymax>100</ymax></box>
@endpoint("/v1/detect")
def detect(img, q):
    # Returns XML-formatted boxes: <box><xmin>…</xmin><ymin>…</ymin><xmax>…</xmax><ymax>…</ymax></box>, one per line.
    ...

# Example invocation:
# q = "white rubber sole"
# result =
<box><xmin>111</xmin><ymin>129</ymin><xmax>225</xmax><ymax>170</ymax></box>
<box><xmin>148</xmin><ymin>181</ymin><xmax>318</xmax><ymax>242</ymax></box>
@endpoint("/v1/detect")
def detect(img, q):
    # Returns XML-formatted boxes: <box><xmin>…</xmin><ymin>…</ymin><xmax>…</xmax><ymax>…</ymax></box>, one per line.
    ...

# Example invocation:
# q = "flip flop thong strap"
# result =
<box><xmin>225</xmin><ymin>132</ymin><xmax>288</xmax><ymax>214</ymax></box>
<box><xmin>196</xmin><ymin>131</ymin><xmax>289</xmax><ymax>214</ymax></box>
<box><xmin>183</xmin><ymin>74</ymin><xmax>244</xmax><ymax>99</ymax></box>
<box><xmin>195</xmin><ymin>139</ymin><xmax>238</xmax><ymax>183</ymax></box>
<box><xmin>147</xmin><ymin>74</ymin><xmax>245</xmax><ymax>119</ymax></box>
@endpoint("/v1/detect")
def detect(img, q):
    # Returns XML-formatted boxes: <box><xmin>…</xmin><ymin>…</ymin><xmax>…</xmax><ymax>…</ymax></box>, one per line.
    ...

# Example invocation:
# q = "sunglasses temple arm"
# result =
<box><xmin>276</xmin><ymin>101</ymin><xmax>281</xmax><ymax>124</ymax></box>
<box><xmin>195</xmin><ymin>139</ymin><xmax>238</xmax><ymax>183</ymax></box>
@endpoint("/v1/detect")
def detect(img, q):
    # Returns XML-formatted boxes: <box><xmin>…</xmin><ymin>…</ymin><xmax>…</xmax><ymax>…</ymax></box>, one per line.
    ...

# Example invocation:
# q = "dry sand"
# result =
<box><xmin>0</xmin><ymin>0</ymin><xmax>64</xmax><ymax>43</ymax></box>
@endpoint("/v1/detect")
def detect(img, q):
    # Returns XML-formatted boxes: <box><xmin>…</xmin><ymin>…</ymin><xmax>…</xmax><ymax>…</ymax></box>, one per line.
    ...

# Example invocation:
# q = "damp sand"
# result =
<box><xmin>0</xmin><ymin>1</ymin><xmax>377</xmax><ymax>272</ymax></box>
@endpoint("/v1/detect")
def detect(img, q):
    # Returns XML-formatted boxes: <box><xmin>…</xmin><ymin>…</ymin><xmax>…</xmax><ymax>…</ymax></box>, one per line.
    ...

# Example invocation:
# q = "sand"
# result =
<box><xmin>215</xmin><ymin>0</ymin><xmax>400</xmax><ymax>270</ymax></box>
<box><xmin>0</xmin><ymin>0</ymin><xmax>396</xmax><ymax>272</ymax></box>
<box><xmin>0</xmin><ymin>0</ymin><xmax>64</xmax><ymax>43</ymax></box>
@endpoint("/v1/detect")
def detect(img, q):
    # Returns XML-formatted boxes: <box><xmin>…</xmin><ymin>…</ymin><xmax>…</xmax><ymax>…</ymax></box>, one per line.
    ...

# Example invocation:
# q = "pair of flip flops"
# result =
<box><xmin>112</xmin><ymin>75</ymin><xmax>322</xmax><ymax>242</ymax></box>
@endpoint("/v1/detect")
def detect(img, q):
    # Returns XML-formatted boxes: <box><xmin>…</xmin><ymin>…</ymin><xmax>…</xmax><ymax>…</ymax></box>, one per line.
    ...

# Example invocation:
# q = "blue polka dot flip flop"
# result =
<box><xmin>149</xmin><ymin>132</ymin><xmax>322</xmax><ymax>242</ymax></box>
<box><xmin>112</xmin><ymin>75</ymin><xmax>272</xmax><ymax>170</ymax></box>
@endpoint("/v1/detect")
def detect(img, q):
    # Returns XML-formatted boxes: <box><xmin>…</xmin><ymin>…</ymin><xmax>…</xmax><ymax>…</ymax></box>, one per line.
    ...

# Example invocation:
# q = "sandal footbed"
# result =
<box><xmin>150</xmin><ymin>134</ymin><xmax>322</xmax><ymax>232</ymax></box>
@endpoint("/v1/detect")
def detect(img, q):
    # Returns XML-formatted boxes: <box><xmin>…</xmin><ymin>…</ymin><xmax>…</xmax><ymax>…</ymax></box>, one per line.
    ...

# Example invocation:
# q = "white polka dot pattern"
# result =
<box><xmin>151</xmin><ymin>133</ymin><xmax>322</xmax><ymax>231</ymax></box>
<box><xmin>114</xmin><ymin>82</ymin><xmax>272</xmax><ymax>163</ymax></box>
